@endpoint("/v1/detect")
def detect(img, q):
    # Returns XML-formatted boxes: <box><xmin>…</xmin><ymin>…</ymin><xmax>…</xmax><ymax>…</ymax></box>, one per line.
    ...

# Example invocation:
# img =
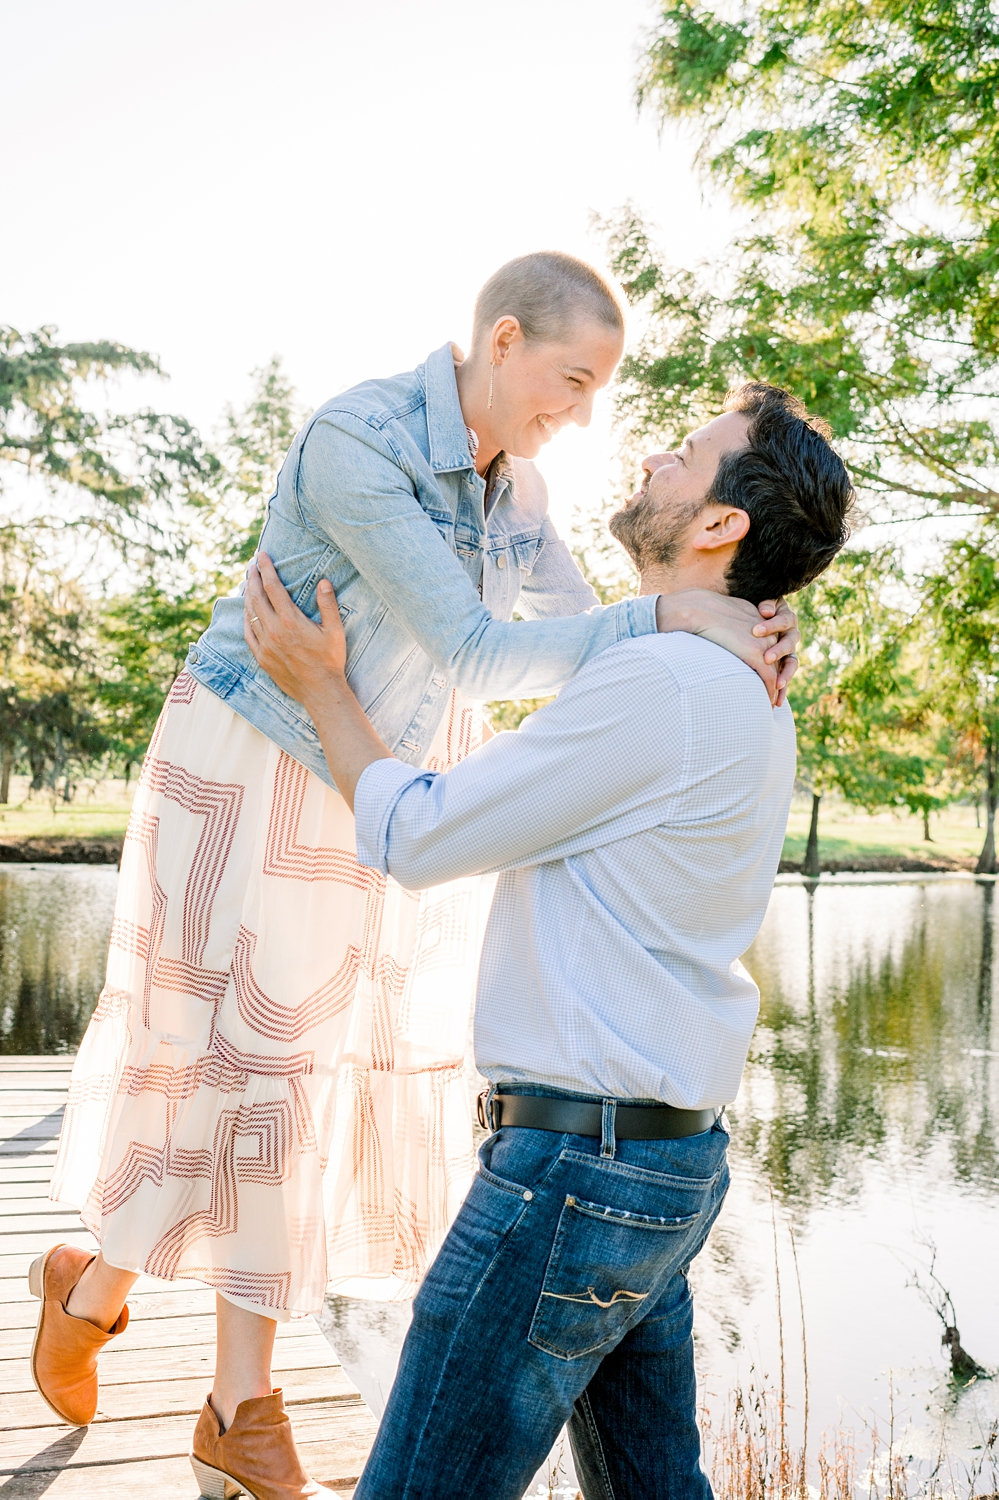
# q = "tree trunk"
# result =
<box><xmin>978</xmin><ymin>881</ymin><xmax>994</xmax><ymax>1014</ymax></box>
<box><xmin>976</xmin><ymin>739</ymin><xmax>997</xmax><ymax>876</ymax></box>
<box><xmin>804</xmin><ymin>791</ymin><xmax>822</xmax><ymax>879</ymax></box>
<box><xmin>922</xmin><ymin>806</ymin><xmax>932</xmax><ymax>842</ymax></box>
<box><xmin>0</xmin><ymin>748</ymin><xmax>12</xmax><ymax>805</ymax></box>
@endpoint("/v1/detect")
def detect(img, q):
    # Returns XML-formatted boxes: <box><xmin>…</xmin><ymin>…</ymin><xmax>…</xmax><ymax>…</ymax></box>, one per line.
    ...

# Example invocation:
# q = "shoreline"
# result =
<box><xmin>0</xmin><ymin>836</ymin><xmax>981</xmax><ymax>875</ymax></box>
<box><xmin>0</xmin><ymin>837</ymin><xmax>124</xmax><ymax>865</ymax></box>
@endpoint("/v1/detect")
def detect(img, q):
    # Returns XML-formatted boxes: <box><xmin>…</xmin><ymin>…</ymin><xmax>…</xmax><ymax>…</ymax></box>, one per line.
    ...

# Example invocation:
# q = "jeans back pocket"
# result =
<box><xmin>527</xmin><ymin>1193</ymin><xmax>702</xmax><ymax>1362</ymax></box>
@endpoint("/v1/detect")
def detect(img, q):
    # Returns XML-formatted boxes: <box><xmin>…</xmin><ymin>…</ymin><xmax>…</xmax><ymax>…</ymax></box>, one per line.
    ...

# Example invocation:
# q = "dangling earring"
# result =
<box><xmin>488</xmin><ymin>361</ymin><xmax>496</xmax><ymax>411</ymax></box>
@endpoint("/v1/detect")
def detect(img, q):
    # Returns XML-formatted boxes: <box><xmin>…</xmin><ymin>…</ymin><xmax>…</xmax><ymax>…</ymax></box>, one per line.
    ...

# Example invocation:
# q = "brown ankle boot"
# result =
<box><xmin>28</xmin><ymin>1243</ymin><xmax>129</xmax><ymax>1425</ymax></box>
<box><xmin>190</xmin><ymin>1389</ymin><xmax>340</xmax><ymax>1500</ymax></box>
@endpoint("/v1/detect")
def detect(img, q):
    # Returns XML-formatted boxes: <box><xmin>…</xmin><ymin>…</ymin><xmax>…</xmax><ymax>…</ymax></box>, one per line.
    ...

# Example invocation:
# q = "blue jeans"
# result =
<box><xmin>354</xmin><ymin>1086</ymin><xmax>730</xmax><ymax>1500</ymax></box>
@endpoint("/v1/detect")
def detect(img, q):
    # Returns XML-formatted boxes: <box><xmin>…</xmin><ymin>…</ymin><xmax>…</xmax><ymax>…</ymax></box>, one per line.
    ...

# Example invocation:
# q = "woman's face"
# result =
<box><xmin>491</xmin><ymin>319</ymin><xmax>624</xmax><ymax>460</ymax></box>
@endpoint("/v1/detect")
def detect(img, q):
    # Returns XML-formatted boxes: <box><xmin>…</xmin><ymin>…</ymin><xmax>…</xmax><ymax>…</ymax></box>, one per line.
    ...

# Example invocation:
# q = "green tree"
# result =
<box><xmin>0</xmin><ymin>325</ymin><xmax>226</xmax><ymax>794</ymax></box>
<box><xmin>922</xmin><ymin>528</ymin><xmax>999</xmax><ymax>873</ymax></box>
<box><xmin>790</xmin><ymin>550</ymin><xmax>930</xmax><ymax>875</ymax></box>
<box><xmin>1</xmin><ymin>325</ymin><xmax>219</xmax><ymax>556</ymax></box>
<box><xmin>92</xmin><ymin>359</ymin><xmax>305</xmax><ymax>769</ymax></box>
<box><xmin>615</xmin><ymin>0</ymin><xmax>998</xmax><ymax>519</ymax></box>
<box><xmin>95</xmin><ymin>581</ymin><xmax>213</xmax><ymax>779</ymax></box>
<box><xmin>213</xmin><ymin>356</ymin><xmax>304</xmax><ymax>566</ymax></box>
<box><xmin>0</xmin><ymin>532</ymin><xmax>107</xmax><ymax>801</ymax></box>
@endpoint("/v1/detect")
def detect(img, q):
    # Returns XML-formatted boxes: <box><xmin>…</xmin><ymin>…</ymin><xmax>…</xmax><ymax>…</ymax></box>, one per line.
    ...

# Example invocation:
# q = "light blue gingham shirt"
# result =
<box><xmin>355</xmin><ymin>631</ymin><xmax>796</xmax><ymax>1108</ymax></box>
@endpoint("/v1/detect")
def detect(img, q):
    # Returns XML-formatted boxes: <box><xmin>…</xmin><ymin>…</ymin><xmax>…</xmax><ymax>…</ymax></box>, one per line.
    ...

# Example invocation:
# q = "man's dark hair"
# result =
<box><xmin>715</xmin><ymin>383</ymin><xmax>855</xmax><ymax>603</ymax></box>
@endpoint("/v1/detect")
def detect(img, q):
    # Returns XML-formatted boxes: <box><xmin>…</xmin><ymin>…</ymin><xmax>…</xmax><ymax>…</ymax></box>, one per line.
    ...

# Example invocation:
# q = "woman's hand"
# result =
<box><xmin>756</xmin><ymin>597</ymin><xmax>800</xmax><ymax>708</ymax></box>
<box><xmin>656</xmin><ymin>591</ymin><xmax>800</xmax><ymax>708</ymax></box>
<box><xmin>244</xmin><ymin>553</ymin><xmax>347</xmax><ymax>707</ymax></box>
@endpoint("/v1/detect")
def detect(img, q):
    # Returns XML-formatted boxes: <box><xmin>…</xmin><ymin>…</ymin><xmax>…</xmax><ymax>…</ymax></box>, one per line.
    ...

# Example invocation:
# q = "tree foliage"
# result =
<box><xmin>0</xmin><ymin>532</ymin><xmax>107</xmax><ymax>801</ymax></box>
<box><xmin>0</xmin><ymin>331</ymin><xmax>303</xmax><ymax>793</ymax></box>
<box><xmin>921</xmin><ymin>526</ymin><xmax>999</xmax><ymax>871</ymax></box>
<box><xmin>592</xmin><ymin>0</ymin><xmax>999</xmax><ymax>869</ymax></box>
<box><xmin>0</xmin><ymin>325</ymin><xmax>220</xmax><ymax>556</ymax></box>
<box><xmin>91</xmin><ymin>358</ymin><xmax>304</xmax><ymax>769</ymax></box>
<box><xmin>611</xmin><ymin>0</ymin><xmax>999</xmax><ymax>517</ymax></box>
<box><xmin>789</xmin><ymin>549</ymin><xmax>933</xmax><ymax>871</ymax></box>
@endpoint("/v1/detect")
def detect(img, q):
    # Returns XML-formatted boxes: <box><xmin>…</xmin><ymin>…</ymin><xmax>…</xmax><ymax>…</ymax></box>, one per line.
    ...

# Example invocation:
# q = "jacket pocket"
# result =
<box><xmin>527</xmin><ymin>1193</ymin><xmax>703</xmax><ymax>1361</ymax></box>
<box><xmin>512</xmin><ymin>535</ymin><xmax>542</xmax><ymax>573</ymax></box>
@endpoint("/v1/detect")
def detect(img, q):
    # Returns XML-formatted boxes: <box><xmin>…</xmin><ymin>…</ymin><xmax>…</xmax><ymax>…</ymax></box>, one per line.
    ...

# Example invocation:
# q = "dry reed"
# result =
<box><xmin>701</xmin><ymin>1204</ymin><xmax>998</xmax><ymax>1499</ymax></box>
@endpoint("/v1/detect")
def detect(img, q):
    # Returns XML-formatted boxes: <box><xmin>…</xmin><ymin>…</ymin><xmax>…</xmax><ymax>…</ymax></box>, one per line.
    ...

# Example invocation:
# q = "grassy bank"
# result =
<box><xmin>0</xmin><ymin>783</ymin><xmax>988</xmax><ymax>869</ymax></box>
<box><xmin>0</xmin><ymin>801</ymin><xmax>134</xmax><ymax>842</ymax></box>
<box><xmin>781</xmin><ymin>800</ymin><xmax>983</xmax><ymax>869</ymax></box>
<box><xmin>0</xmin><ymin>778</ymin><xmax>134</xmax><ymax>857</ymax></box>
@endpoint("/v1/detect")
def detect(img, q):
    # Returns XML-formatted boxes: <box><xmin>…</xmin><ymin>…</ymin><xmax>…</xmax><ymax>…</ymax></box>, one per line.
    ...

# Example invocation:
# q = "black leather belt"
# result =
<box><xmin>478</xmin><ymin>1091</ymin><xmax>719</xmax><ymax>1140</ymax></box>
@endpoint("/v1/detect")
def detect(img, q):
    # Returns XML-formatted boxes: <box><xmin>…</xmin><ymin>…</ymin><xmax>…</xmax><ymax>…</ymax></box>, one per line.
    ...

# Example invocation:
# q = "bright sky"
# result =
<box><xmin>5</xmin><ymin>0</ymin><xmax>739</xmax><ymax>540</ymax></box>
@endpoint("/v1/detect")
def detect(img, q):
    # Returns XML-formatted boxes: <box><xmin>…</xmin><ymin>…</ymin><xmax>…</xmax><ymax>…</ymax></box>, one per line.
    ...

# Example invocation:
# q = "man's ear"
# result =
<box><xmin>690</xmin><ymin>505</ymin><xmax>750</xmax><ymax>552</ymax></box>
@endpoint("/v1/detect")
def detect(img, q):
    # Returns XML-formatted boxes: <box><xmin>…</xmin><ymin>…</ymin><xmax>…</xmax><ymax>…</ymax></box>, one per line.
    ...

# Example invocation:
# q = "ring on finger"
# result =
<box><xmin>249</xmin><ymin>614</ymin><xmax>260</xmax><ymax>625</ymax></box>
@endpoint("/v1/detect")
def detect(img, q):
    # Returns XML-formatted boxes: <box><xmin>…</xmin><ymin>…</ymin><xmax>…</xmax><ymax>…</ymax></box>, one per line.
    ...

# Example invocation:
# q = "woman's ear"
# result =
<box><xmin>490</xmin><ymin>316</ymin><xmax>522</xmax><ymax>364</ymax></box>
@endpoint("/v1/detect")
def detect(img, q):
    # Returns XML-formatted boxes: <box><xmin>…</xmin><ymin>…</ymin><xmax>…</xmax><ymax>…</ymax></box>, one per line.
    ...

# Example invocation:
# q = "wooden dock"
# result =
<box><xmin>0</xmin><ymin>1056</ymin><xmax>377</xmax><ymax>1497</ymax></box>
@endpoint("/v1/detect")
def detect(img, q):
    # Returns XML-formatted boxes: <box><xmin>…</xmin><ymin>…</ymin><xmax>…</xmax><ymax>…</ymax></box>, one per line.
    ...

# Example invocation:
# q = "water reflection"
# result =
<box><xmin>0</xmin><ymin>866</ymin><xmax>117</xmax><ymax>1054</ymax></box>
<box><xmin>735</xmin><ymin>879</ymin><xmax>999</xmax><ymax>1206</ymax></box>
<box><xmin>697</xmin><ymin>877</ymin><xmax>999</xmax><ymax>1478</ymax></box>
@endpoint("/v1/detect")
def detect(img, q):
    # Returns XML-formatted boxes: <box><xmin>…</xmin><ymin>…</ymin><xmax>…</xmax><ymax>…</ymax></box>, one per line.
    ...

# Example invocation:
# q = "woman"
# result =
<box><xmin>33</xmin><ymin>251</ymin><xmax>798</xmax><ymax>1500</ymax></box>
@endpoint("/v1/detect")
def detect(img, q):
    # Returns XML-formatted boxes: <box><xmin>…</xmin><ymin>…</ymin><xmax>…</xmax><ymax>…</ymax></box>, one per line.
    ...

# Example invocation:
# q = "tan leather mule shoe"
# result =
<box><xmin>28</xmin><ymin>1243</ymin><xmax>129</xmax><ymax>1426</ymax></box>
<box><xmin>191</xmin><ymin>1389</ymin><xmax>340</xmax><ymax>1500</ymax></box>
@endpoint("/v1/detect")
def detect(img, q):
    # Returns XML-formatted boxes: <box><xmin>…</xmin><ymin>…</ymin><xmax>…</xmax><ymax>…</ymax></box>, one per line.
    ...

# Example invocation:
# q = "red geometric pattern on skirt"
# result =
<box><xmin>264</xmin><ymin>751</ymin><xmax>388</xmax><ymax>888</ymax></box>
<box><xmin>138</xmin><ymin>759</ymin><xmax>243</xmax><ymax>968</ymax></box>
<box><xmin>56</xmin><ymin>678</ymin><xmax>482</xmax><ymax>1316</ymax></box>
<box><xmin>426</xmin><ymin>696</ymin><xmax>477</xmax><ymax>773</ymax></box>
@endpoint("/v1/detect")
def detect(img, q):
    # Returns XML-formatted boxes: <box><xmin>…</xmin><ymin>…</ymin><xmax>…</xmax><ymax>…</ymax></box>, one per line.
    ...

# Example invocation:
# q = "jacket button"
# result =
<box><xmin>189</xmin><ymin>649</ymin><xmax>200</xmax><ymax>664</ymax></box>
<box><xmin>496</xmin><ymin>555</ymin><xmax>507</xmax><ymax>570</ymax></box>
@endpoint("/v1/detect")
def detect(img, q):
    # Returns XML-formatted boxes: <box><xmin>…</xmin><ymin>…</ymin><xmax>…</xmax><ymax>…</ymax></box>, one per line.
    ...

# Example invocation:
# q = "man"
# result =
<box><xmin>244</xmin><ymin>382</ymin><xmax>854</xmax><ymax>1499</ymax></box>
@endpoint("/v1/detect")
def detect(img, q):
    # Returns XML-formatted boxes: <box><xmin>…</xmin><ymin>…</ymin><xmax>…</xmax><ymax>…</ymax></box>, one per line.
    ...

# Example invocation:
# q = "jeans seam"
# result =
<box><xmin>391</xmin><ymin>1219</ymin><xmax>532</xmax><ymax>1494</ymax></box>
<box><xmin>574</xmin><ymin>1388</ymin><xmax>617</xmax><ymax>1499</ymax></box>
<box><xmin>559</xmin><ymin>1148</ymin><xmax>721</xmax><ymax>1190</ymax></box>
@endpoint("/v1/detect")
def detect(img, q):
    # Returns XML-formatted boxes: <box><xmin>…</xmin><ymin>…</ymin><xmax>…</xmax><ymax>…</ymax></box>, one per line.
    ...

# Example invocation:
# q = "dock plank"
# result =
<box><xmin>0</xmin><ymin>1309</ymin><xmax>333</xmax><ymax>1359</ymax></box>
<box><xmin>0</xmin><ymin>1057</ymin><xmax>375</xmax><ymax>1497</ymax></box>
<box><xmin>0</xmin><ymin>1453</ymin><xmax>355</xmax><ymax>1498</ymax></box>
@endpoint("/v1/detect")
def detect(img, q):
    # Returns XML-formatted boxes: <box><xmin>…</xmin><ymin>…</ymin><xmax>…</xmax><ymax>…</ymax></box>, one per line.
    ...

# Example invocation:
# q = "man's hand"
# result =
<box><xmin>655</xmin><ymin>591</ymin><xmax>800</xmax><ymax>708</ymax></box>
<box><xmin>244</xmin><ymin>553</ymin><xmax>346</xmax><ymax>708</ymax></box>
<box><xmin>244</xmin><ymin>553</ymin><xmax>393</xmax><ymax>810</ymax></box>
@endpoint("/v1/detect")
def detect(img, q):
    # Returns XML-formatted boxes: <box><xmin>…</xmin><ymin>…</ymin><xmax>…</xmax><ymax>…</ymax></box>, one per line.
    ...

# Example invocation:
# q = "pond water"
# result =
<box><xmin>0</xmin><ymin>865</ymin><xmax>117</xmax><ymax>1054</ymax></box>
<box><xmin>1</xmin><ymin>866</ymin><xmax>997</xmax><ymax>1490</ymax></box>
<box><xmin>698</xmin><ymin>876</ymin><xmax>999</xmax><ymax>1492</ymax></box>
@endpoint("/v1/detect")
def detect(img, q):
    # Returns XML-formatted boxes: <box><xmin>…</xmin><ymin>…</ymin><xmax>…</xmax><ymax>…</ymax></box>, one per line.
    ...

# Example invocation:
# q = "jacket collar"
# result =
<box><xmin>422</xmin><ymin>342</ymin><xmax>477</xmax><ymax>474</ymax></box>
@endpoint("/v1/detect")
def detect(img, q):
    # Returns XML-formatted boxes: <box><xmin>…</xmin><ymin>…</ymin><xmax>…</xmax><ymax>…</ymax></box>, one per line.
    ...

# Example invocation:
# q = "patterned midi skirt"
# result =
<box><xmin>50</xmin><ymin>672</ymin><xmax>487</xmax><ymax>1319</ymax></box>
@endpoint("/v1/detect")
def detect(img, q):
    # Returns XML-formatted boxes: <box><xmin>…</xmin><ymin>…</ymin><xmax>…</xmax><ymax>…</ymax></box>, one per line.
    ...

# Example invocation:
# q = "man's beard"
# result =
<box><xmin>609</xmin><ymin>494</ymin><xmax>705</xmax><ymax>573</ymax></box>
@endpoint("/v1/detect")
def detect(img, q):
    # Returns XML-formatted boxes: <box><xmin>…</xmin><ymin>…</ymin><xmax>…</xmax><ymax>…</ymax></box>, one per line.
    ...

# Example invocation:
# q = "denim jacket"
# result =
<box><xmin>186</xmin><ymin>342</ymin><xmax>658</xmax><ymax>789</ymax></box>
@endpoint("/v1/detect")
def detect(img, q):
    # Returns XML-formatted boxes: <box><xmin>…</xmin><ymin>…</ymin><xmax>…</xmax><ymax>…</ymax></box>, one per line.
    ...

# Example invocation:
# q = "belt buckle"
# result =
<box><xmin>476</xmin><ymin>1088</ymin><xmax>493</xmax><ymax>1131</ymax></box>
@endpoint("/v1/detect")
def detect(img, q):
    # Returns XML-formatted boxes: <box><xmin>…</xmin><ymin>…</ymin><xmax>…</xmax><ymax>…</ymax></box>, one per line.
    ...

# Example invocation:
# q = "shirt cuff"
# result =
<box><xmin>354</xmin><ymin>756</ymin><xmax>432</xmax><ymax>873</ymax></box>
<box><xmin>615</xmin><ymin>593</ymin><xmax>658</xmax><ymax>641</ymax></box>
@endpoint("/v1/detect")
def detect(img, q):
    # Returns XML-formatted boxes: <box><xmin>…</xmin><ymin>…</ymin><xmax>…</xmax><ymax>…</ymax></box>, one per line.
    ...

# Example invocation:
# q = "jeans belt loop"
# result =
<box><xmin>476</xmin><ymin>1084</ymin><xmax>499</xmax><ymax>1132</ymax></box>
<box><xmin>600</xmin><ymin>1098</ymin><xmax>617</xmax><ymax>1159</ymax></box>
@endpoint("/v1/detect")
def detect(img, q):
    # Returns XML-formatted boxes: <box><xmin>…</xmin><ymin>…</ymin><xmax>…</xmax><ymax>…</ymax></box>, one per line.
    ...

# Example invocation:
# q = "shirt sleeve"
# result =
<box><xmin>295</xmin><ymin>411</ymin><xmax>657</xmax><ymax>701</ymax></box>
<box><xmin>353</xmin><ymin>640</ymin><xmax>686</xmax><ymax>888</ymax></box>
